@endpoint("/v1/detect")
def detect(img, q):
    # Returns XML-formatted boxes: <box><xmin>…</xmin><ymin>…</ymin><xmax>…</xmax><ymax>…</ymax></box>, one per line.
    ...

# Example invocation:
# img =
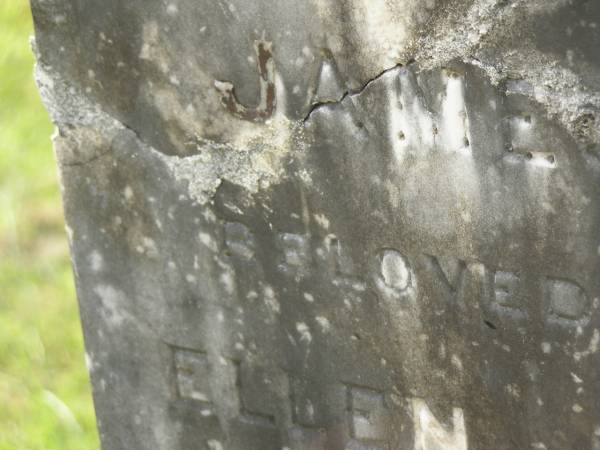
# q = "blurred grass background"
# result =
<box><xmin>0</xmin><ymin>1</ymin><xmax>99</xmax><ymax>449</ymax></box>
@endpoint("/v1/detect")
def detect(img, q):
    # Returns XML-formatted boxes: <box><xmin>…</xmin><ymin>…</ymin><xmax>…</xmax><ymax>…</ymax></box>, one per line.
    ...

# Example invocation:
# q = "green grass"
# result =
<box><xmin>0</xmin><ymin>2</ymin><xmax>99</xmax><ymax>449</ymax></box>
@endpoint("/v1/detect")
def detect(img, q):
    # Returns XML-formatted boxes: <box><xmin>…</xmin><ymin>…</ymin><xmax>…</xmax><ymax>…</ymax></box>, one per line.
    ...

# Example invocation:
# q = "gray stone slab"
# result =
<box><xmin>31</xmin><ymin>0</ymin><xmax>600</xmax><ymax>448</ymax></box>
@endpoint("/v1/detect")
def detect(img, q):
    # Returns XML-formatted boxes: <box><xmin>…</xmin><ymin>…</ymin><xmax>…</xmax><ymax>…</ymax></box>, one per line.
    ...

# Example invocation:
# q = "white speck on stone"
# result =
<box><xmin>314</xmin><ymin>213</ymin><xmax>330</xmax><ymax>229</ymax></box>
<box><xmin>207</xmin><ymin>439</ymin><xmax>223</xmax><ymax>450</ymax></box>
<box><xmin>572</xmin><ymin>404</ymin><xmax>583</xmax><ymax>413</ymax></box>
<box><xmin>264</xmin><ymin>285</ymin><xmax>280</xmax><ymax>314</ymax></box>
<box><xmin>571</xmin><ymin>372</ymin><xmax>583</xmax><ymax>384</ymax></box>
<box><xmin>123</xmin><ymin>185</ymin><xmax>133</xmax><ymax>200</ymax></box>
<box><xmin>185</xmin><ymin>274</ymin><xmax>196</xmax><ymax>283</ymax></box>
<box><xmin>541</xmin><ymin>342</ymin><xmax>552</xmax><ymax>354</ymax></box>
<box><xmin>590</xmin><ymin>329</ymin><xmax>600</xmax><ymax>353</ymax></box>
<box><xmin>315</xmin><ymin>316</ymin><xmax>331</xmax><ymax>332</ymax></box>
<box><xmin>574</xmin><ymin>329</ymin><xmax>600</xmax><ymax>361</ymax></box>
<box><xmin>220</xmin><ymin>270</ymin><xmax>235</xmax><ymax>295</ymax></box>
<box><xmin>451</xmin><ymin>354</ymin><xmax>463</xmax><ymax>371</ymax></box>
<box><xmin>303</xmin><ymin>292</ymin><xmax>314</xmax><ymax>303</ymax></box>
<box><xmin>88</xmin><ymin>250</ymin><xmax>104</xmax><ymax>272</ymax></box>
<box><xmin>297</xmin><ymin>168</ymin><xmax>312</xmax><ymax>185</ymax></box>
<box><xmin>304</xmin><ymin>399</ymin><xmax>315</xmax><ymax>421</ymax></box>
<box><xmin>166</xmin><ymin>3</ymin><xmax>178</xmax><ymax>16</ymax></box>
<box><xmin>198</xmin><ymin>232</ymin><xmax>218</xmax><ymax>252</ymax></box>
<box><xmin>140</xmin><ymin>236</ymin><xmax>159</xmax><ymax>258</ymax></box>
<box><xmin>296</xmin><ymin>322</ymin><xmax>312</xmax><ymax>343</ymax></box>
<box><xmin>505</xmin><ymin>384</ymin><xmax>520</xmax><ymax>398</ymax></box>
<box><xmin>93</xmin><ymin>284</ymin><xmax>131</xmax><ymax>327</ymax></box>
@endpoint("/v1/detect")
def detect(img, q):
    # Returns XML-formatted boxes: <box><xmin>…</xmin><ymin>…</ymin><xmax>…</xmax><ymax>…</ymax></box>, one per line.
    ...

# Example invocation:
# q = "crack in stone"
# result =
<box><xmin>303</xmin><ymin>62</ymin><xmax>407</xmax><ymax>124</ymax></box>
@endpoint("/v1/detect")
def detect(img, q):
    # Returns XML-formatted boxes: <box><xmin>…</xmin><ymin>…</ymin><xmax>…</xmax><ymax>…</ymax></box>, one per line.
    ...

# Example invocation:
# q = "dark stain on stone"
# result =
<box><xmin>215</xmin><ymin>40</ymin><xmax>276</xmax><ymax>122</ymax></box>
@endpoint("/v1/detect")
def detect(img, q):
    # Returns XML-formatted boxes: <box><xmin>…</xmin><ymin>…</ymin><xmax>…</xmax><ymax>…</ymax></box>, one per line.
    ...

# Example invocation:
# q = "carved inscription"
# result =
<box><xmin>172</xmin><ymin>344</ymin><xmax>471</xmax><ymax>449</ymax></box>
<box><xmin>180</xmin><ymin>219</ymin><xmax>597</xmax><ymax>448</ymax></box>
<box><xmin>223</xmin><ymin>222</ymin><xmax>593</xmax><ymax>330</ymax></box>
<box><xmin>492</xmin><ymin>271</ymin><xmax>526</xmax><ymax>319</ymax></box>
<box><xmin>277</xmin><ymin>233</ymin><xmax>312</xmax><ymax>279</ymax></box>
<box><xmin>214</xmin><ymin>40</ymin><xmax>276</xmax><ymax>122</ymax></box>
<box><xmin>347</xmin><ymin>386</ymin><xmax>390</xmax><ymax>449</ymax></box>
<box><xmin>174</xmin><ymin>349</ymin><xmax>214</xmax><ymax>406</ymax></box>
<box><xmin>173</xmin><ymin>347</ymin><xmax>277</xmax><ymax>427</ymax></box>
<box><xmin>412</xmin><ymin>399</ymin><xmax>467</xmax><ymax>450</ymax></box>
<box><xmin>224</xmin><ymin>222</ymin><xmax>256</xmax><ymax>260</ymax></box>
<box><xmin>544</xmin><ymin>278</ymin><xmax>589</xmax><ymax>326</ymax></box>
<box><xmin>374</xmin><ymin>249</ymin><xmax>415</xmax><ymax>301</ymax></box>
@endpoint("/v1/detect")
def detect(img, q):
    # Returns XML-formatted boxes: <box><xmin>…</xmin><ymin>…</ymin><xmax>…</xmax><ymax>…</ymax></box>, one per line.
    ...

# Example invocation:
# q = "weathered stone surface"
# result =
<box><xmin>32</xmin><ymin>0</ymin><xmax>600</xmax><ymax>449</ymax></box>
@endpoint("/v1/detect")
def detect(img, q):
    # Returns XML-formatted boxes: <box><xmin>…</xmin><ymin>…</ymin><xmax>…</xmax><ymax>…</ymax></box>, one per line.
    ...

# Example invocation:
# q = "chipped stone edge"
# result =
<box><xmin>32</xmin><ymin>40</ymin><xmax>301</xmax><ymax>205</ymax></box>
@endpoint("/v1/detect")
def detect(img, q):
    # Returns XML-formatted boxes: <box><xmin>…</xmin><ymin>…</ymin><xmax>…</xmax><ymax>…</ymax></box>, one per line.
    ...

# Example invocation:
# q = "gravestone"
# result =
<box><xmin>31</xmin><ymin>0</ymin><xmax>600</xmax><ymax>449</ymax></box>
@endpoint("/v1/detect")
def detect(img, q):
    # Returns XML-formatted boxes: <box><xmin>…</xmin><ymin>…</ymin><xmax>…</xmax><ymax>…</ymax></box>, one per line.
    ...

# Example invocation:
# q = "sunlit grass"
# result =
<box><xmin>0</xmin><ymin>1</ymin><xmax>99</xmax><ymax>448</ymax></box>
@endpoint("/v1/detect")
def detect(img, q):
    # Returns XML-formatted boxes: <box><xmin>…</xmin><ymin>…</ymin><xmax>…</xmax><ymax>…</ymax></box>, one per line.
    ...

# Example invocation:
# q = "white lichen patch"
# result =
<box><xmin>315</xmin><ymin>316</ymin><xmax>331</xmax><ymax>332</ymax></box>
<box><xmin>303</xmin><ymin>292</ymin><xmax>315</xmax><ymax>303</ymax></box>
<box><xmin>313</xmin><ymin>213</ymin><xmax>330</xmax><ymax>229</ymax></box>
<box><xmin>451</xmin><ymin>354</ymin><xmax>463</xmax><ymax>372</ymax></box>
<box><xmin>263</xmin><ymin>285</ymin><xmax>281</xmax><ymax>315</ymax></box>
<box><xmin>88</xmin><ymin>250</ymin><xmax>104</xmax><ymax>272</ymax></box>
<box><xmin>93</xmin><ymin>284</ymin><xmax>134</xmax><ymax>327</ymax></box>
<box><xmin>296</xmin><ymin>322</ymin><xmax>312</xmax><ymax>343</ymax></box>
<box><xmin>185</xmin><ymin>274</ymin><xmax>196</xmax><ymax>283</ymax></box>
<box><xmin>219</xmin><ymin>269</ymin><xmax>236</xmax><ymax>295</ymax></box>
<box><xmin>207</xmin><ymin>439</ymin><xmax>223</xmax><ymax>450</ymax></box>
<box><xmin>541</xmin><ymin>342</ymin><xmax>552</xmax><ymax>354</ymax></box>
<box><xmin>198</xmin><ymin>232</ymin><xmax>218</xmax><ymax>252</ymax></box>
<box><xmin>574</xmin><ymin>328</ymin><xmax>600</xmax><ymax>361</ymax></box>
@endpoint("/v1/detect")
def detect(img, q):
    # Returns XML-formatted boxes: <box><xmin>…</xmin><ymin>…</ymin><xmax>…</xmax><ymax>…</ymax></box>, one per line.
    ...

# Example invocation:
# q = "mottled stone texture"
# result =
<box><xmin>31</xmin><ymin>0</ymin><xmax>600</xmax><ymax>449</ymax></box>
